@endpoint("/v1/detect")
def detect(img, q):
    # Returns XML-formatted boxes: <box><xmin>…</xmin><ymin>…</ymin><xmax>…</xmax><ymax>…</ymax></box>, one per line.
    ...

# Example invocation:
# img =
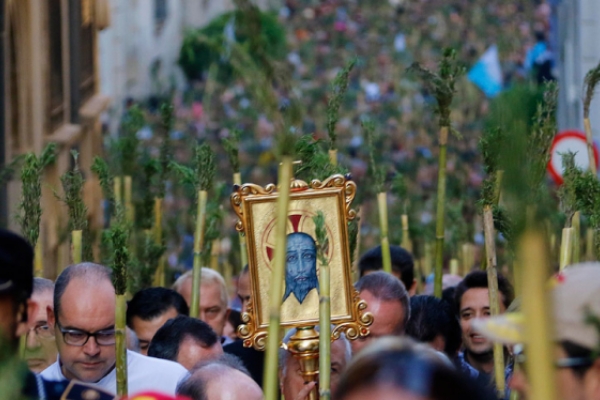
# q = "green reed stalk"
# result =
<box><xmin>408</xmin><ymin>48</ymin><xmax>464</xmax><ymax>298</ymax></box>
<box><xmin>263</xmin><ymin>158</ymin><xmax>293</xmax><ymax>400</ymax></box>
<box><xmin>314</xmin><ymin>211</ymin><xmax>331</xmax><ymax>400</ymax></box>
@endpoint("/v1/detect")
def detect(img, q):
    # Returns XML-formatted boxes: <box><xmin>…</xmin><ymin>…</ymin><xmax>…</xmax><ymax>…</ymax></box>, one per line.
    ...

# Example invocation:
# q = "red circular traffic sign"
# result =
<box><xmin>548</xmin><ymin>130</ymin><xmax>599</xmax><ymax>185</ymax></box>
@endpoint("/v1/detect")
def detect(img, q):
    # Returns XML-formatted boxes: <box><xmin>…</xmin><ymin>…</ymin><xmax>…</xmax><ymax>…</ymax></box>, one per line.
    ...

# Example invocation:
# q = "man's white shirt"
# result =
<box><xmin>41</xmin><ymin>350</ymin><xmax>188</xmax><ymax>396</ymax></box>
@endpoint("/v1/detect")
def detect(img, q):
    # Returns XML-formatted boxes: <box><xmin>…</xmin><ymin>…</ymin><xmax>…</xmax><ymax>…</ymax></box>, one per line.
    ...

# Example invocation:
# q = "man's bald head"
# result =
<box><xmin>54</xmin><ymin>263</ymin><xmax>112</xmax><ymax>318</ymax></box>
<box><xmin>177</xmin><ymin>354</ymin><xmax>263</xmax><ymax>400</ymax></box>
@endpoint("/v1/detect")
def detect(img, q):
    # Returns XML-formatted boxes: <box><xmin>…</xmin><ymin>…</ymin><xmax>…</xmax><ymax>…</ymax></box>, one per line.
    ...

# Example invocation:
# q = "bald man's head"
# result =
<box><xmin>177</xmin><ymin>355</ymin><xmax>263</xmax><ymax>400</ymax></box>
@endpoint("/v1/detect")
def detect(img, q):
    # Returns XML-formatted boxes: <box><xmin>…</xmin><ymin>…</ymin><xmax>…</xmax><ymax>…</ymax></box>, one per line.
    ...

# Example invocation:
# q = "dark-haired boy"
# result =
<box><xmin>454</xmin><ymin>270</ymin><xmax>514</xmax><ymax>381</ymax></box>
<box><xmin>127</xmin><ymin>287</ymin><xmax>189</xmax><ymax>355</ymax></box>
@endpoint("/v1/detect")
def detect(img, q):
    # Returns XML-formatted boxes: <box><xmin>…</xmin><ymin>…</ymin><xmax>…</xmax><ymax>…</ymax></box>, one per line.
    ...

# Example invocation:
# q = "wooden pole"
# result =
<box><xmin>328</xmin><ymin>149</ymin><xmax>338</xmax><ymax>166</ymax></box>
<box><xmin>449</xmin><ymin>258</ymin><xmax>459</xmax><ymax>276</ymax></box>
<box><xmin>559</xmin><ymin>227</ymin><xmax>574</xmax><ymax>270</ymax></box>
<box><xmin>34</xmin><ymin>241</ymin><xmax>43</xmax><ymax>277</ymax></box>
<box><xmin>434</xmin><ymin>126</ymin><xmax>449</xmax><ymax>298</ymax></box>
<box><xmin>234</xmin><ymin>172</ymin><xmax>249</xmax><ymax>270</ymax></box>
<box><xmin>377</xmin><ymin>192</ymin><xmax>392</xmax><ymax>274</ymax></box>
<box><xmin>572</xmin><ymin>211</ymin><xmax>581</xmax><ymax>264</ymax></box>
<box><xmin>263</xmin><ymin>158</ymin><xmax>293</xmax><ymax>400</ymax></box>
<box><xmin>314</xmin><ymin>211</ymin><xmax>331</xmax><ymax>400</ymax></box>
<box><xmin>520</xmin><ymin>230</ymin><xmax>557</xmax><ymax>400</ymax></box>
<box><xmin>71</xmin><ymin>230</ymin><xmax>82</xmax><ymax>265</ymax></box>
<box><xmin>584</xmin><ymin>117</ymin><xmax>596</xmax><ymax>174</ymax></box>
<box><xmin>461</xmin><ymin>243</ymin><xmax>474</xmax><ymax>276</ymax></box>
<box><xmin>115</xmin><ymin>294</ymin><xmax>128</xmax><ymax>396</ymax></box>
<box><xmin>586</xmin><ymin>228</ymin><xmax>594</xmax><ymax>261</ymax></box>
<box><xmin>482</xmin><ymin>205</ymin><xmax>505</xmax><ymax>397</ymax></box>
<box><xmin>190</xmin><ymin>190</ymin><xmax>208</xmax><ymax>318</ymax></box>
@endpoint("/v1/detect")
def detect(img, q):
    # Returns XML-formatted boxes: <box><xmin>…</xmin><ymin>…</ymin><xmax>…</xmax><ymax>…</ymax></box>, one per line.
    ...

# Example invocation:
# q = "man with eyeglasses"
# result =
<box><xmin>0</xmin><ymin>229</ymin><xmax>114</xmax><ymax>399</ymax></box>
<box><xmin>23</xmin><ymin>278</ymin><xmax>58</xmax><ymax>373</ymax></box>
<box><xmin>41</xmin><ymin>262</ymin><xmax>188</xmax><ymax>395</ymax></box>
<box><xmin>473</xmin><ymin>263</ymin><xmax>600</xmax><ymax>400</ymax></box>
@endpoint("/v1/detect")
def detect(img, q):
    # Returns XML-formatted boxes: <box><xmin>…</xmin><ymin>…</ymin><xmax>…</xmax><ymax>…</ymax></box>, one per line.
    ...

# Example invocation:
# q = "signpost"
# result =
<box><xmin>548</xmin><ymin>130</ymin><xmax>599</xmax><ymax>185</ymax></box>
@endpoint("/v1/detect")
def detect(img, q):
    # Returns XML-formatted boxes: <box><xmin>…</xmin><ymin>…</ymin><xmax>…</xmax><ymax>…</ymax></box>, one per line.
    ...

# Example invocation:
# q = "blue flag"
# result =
<box><xmin>468</xmin><ymin>45</ymin><xmax>503</xmax><ymax>98</ymax></box>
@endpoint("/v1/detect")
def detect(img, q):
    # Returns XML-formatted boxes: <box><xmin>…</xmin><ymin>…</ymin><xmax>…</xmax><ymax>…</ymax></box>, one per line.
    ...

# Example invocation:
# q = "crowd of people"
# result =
<box><xmin>2</xmin><ymin>1</ymin><xmax>580</xmax><ymax>399</ymax></box>
<box><xmin>138</xmin><ymin>0</ymin><xmax>555</xmax><ymax>276</ymax></box>
<box><xmin>4</xmin><ymin>225</ymin><xmax>600</xmax><ymax>400</ymax></box>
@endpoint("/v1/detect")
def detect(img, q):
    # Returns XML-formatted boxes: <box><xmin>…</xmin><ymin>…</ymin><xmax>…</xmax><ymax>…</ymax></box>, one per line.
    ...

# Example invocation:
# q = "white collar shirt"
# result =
<box><xmin>40</xmin><ymin>350</ymin><xmax>188</xmax><ymax>396</ymax></box>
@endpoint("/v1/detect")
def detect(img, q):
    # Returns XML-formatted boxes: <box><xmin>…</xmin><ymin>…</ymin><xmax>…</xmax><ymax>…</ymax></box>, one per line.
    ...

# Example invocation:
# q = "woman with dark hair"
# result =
<box><xmin>334</xmin><ymin>337</ymin><xmax>490</xmax><ymax>400</ymax></box>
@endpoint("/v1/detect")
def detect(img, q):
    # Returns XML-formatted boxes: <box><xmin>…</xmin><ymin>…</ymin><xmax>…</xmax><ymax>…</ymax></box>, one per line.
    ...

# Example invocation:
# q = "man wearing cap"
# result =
<box><xmin>0</xmin><ymin>229</ymin><xmax>113</xmax><ymax>399</ymax></box>
<box><xmin>474</xmin><ymin>263</ymin><xmax>600</xmax><ymax>400</ymax></box>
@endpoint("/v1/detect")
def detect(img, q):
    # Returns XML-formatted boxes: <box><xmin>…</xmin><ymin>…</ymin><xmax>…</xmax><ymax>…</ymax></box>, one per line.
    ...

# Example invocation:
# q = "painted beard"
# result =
<box><xmin>282</xmin><ymin>273</ymin><xmax>319</xmax><ymax>304</ymax></box>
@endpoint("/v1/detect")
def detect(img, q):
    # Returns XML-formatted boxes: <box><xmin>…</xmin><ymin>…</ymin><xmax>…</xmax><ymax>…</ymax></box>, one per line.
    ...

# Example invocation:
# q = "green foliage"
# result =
<box><xmin>110</xmin><ymin>223</ymin><xmax>129</xmax><ymax>295</ymax></box>
<box><xmin>499</xmin><ymin>83</ymin><xmax>557</xmax><ymax>203</ymax></box>
<box><xmin>558</xmin><ymin>152</ymin><xmax>579</xmax><ymax>227</ymax></box>
<box><xmin>313</xmin><ymin>211</ymin><xmax>329</xmax><ymax>267</ymax></box>
<box><xmin>118</xmin><ymin>105</ymin><xmax>145</xmax><ymax>176</ymax></box>
<box><xmin>446</xmin><ymin>201</ymin><xmax>468</xmax><ymax>256</ymax></box>
<box><xmin>170</xmin><ymin>143</ymin><xmax>216</xmax><ymax>194</ymax></box>
<box><xmin>484</xmin><ymin>83</ymin><xmax>544</xmax><ymax>133</ymax></box>
<box><xmin>573</xmin><ymin>169</ymin><xmax>600</xmax><ymax>259</ymax></box>
<box><xmin>129</xmin><ymin>232</ymin><xmax>165</xmax><ymax>294</ymax></box>
<box><xmin>0</xmin><ymin>339</ymin><xmax>29</xmax><ymax>400</ymax></box>
<box><xmin>100</xmin><ymin>229</ymin><xmax>113</xmax><ymax>267</ymax></box>
<box><xmin>584</xmin><ymin>61</ymin><xmax>600</xmax><ymax>118</ymax></box>
<box><xmin>178</xmin><ymin>9</ymin><xmax>286</xmax><ymax>83</ymax></box>
<box><xmin>91</xmin><ymin>156</ymin><xmax>116</xmax><ymax>217</ymax></box>
<box><xmin>137</xmin><ymin>154</ymin><xmax>160</xmax><ymax>230</ymax></box>
<box><xmin>391</xmin><ymin>173</ymin><xmax>408</xmax><ymax>213</ymax></box>
<box><xmin>294</xmin><ymin>135</ymin><xmax>348</xmax><ymax>181</ymax></box>
<box><xmin>493</xmin><ymin>206</ymin><xmax>514</xmax><ymax>245</ymax></box>
<box><xmin>529</xmin><ymin>82</ymin><xmax>558</xmax><ymax>194</ymax></box>
<box><xmin>17</xmin><ymin>143</ymin><xmax>57</xmax><ymax>246</ymax></box>
<box><xmin>197</xmin><ymin>143</ymin><xmax>216</xmax><ymax>192</ymax></box>
<box><xmin>223</xmin><ymin>129</ymin><xmax>241</xmax><ymax>174</ymax></box>
<box><xmin>573</xmin><ymin>170</ymin><xmax>600</xmax><ymax>228</ymax></box>
<box><xmin>407</xmin><ymin>48</ymin><xmax>465</xmax><ymax>127</ymax></box>
<box><xmin>326</xmin><ymin>59</ymin><xmax>357</xmax><ymax>149</ymax></box>
<box><xmin>0</xmin><ymin>155</ymin><xmax>24</xmax><ymax>187</ymax></box>
<box><xmin>201</xmin><ymin>201</ymin><xmax>224</xmax><ymax>265</ymax></box>
<box><xmin>276</xmin><ymin>128</ymin><xmax>297</xmax><ymax>159</ymax></box>
<box><xmin>480</xmin><ymin>127</ymin><xmax>503</xmax><ymax>176</ymax></box>
<box><xmin>492</xmin><ymin>82</ymin><xmax>557</xmax><ymax>244</ymax></box>
<box><xmin>157</xmin><ymin>102</ymin><xmax>174</xmax><ymax>199</ymax></box>
<box><xmin>60</xmin><ymin>151</ymin><xmax>87</xmax><ymax>232</ymax></box>
<box><xmin>363</xmin><ymin>120</ymin><xmax>386</xmax><ymax>194</ymax></box>
<box><xmin>58</xmin><ymin>151</ymin><xmax>93</xmax><ymax>262</ymax></box>
<box><xmin>479</xmin><ymin>128</ymin><xmax>505</xmax><ymax>207</ymax></box>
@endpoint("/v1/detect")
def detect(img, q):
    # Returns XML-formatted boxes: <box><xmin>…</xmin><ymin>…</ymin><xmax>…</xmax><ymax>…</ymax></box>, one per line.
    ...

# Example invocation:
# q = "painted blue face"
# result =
<box><xmin>283</xmin><ymin>233</ymin><xmax>319</xmax><ymax>304</ymax></box>
<box><xmin>286</xmin><ymin>234</ymin><xmax>317</xmax><ymax>281</ymax></box>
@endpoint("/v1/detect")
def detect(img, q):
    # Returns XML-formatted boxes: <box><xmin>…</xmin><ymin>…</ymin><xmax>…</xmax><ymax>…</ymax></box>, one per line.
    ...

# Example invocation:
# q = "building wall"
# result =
<box><xmin>556</xmin><ymin>0</ymin><xmax>600</xmax><ymax>137</ymax></box>
<box><xmin>3</xmin><ymin>0</ymin><xmax>107</xmax><ymax>277</ymax></box>
<box><xmin>99</xmin><ymin>0</ymin><xmax>271</xmax><ymax>133</ymax></box>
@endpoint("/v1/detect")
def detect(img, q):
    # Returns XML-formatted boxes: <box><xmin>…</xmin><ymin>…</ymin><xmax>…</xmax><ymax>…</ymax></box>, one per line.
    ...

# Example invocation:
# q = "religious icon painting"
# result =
<box><xmin>231</xmin><ymin>174</ymin><xmax>372</xmax><ymax>350</ymax></box>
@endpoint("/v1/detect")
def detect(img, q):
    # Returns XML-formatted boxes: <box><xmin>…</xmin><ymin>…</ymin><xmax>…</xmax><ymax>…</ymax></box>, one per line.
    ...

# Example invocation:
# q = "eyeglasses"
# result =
<box><xmin>56</xmin><ymin>322</ymin><xmax>116</xmax><ymax>347</ymax></box>
<box><xmin>28</xmin><ymin>324</ymin><xmax>54</xmax><ymax>339</ymax></box>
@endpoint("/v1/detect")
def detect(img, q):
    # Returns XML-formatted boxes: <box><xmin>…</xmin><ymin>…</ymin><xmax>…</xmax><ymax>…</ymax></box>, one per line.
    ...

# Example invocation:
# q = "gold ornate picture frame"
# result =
<box><xmin>231</xmin><ymin>174</ymin><xmax>372</xmax><ymax>350</ymax></box>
